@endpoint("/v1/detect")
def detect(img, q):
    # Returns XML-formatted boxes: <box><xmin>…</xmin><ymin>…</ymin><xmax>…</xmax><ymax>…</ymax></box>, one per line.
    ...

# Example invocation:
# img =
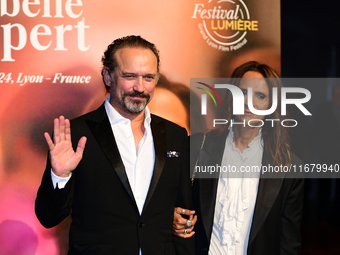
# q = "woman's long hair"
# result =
<box><xmin>220</xmin><ymin>61</ymin><xmax>291</xmax><ymax>166</ymax></box>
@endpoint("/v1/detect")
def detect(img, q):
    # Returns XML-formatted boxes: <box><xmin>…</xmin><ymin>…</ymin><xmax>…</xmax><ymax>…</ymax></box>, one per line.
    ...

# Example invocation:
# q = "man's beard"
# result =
<box><xmin>114</xmin><ymin>90</ymin><xmax>151</xmax><ymax>114</ymax></box>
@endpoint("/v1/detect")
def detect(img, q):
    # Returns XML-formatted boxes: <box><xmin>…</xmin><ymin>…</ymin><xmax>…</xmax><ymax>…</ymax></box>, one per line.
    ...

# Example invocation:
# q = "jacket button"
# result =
<box><xmin>139</xmin><ymin>222</ymin><xmax>145</xmax><ymax>228</ymax></box>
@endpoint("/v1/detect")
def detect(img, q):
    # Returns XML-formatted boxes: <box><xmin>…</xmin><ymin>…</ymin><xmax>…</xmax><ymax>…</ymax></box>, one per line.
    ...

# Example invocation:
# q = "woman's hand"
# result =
<box><xmin>172</xmin><ymin>207</ymin><xmax>197</xmax><ymax>238</ymax></box>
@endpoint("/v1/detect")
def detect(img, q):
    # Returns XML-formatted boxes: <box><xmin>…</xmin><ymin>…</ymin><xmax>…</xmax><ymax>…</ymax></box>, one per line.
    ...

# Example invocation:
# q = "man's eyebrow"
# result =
<box><xmin>121</xmin><ymin>72</ymin><xmax>135</xmax><ymax>75</ymax></box>
<box><xmin>121</xmin><ymin>72</ymin><xmax>156</xmax><ymax>76</ymax></box>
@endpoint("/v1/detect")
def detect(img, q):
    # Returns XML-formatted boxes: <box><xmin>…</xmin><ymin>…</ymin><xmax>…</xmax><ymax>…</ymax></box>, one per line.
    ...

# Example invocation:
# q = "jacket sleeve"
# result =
<box><xmin>173</xmin><ymin>132</ymin><xmax>195</xmax><ymax>255</ymax></box>
<box><xmin>35</xmin><ymin>154</ymin><xmax>74</xmax><ymax>228</ymax></box>
<box><xmin>280</xmin><ymin>156</ymin><xmax>304</xmax><ymax>255</ymax></box>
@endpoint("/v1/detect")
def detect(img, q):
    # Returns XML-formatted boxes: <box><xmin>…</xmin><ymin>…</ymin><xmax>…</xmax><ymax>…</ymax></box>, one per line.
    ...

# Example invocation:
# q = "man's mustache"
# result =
<box><xmin>124</xmin><ymin>91</ymin><xmax>150</xmax><ymax>99</ymax></box>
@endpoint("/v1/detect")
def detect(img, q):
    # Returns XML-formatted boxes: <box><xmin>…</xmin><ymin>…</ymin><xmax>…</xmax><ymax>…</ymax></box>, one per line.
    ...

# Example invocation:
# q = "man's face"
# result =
<box><xmin>104</xmin><ymin>47</ymin><xmax>158</xmax><ymax>116</ymax></box>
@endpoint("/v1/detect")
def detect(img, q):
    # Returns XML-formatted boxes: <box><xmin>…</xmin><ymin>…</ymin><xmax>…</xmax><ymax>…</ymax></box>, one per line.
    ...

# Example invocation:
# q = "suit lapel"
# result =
<box><xmin>86</xmin><ymin>110</ymin><xmax>168</xmax><ymax>211</ymax></box>
<box><xmin>86</xmin><ymin>104</ymin><xmax>134</xmax><ymax>200</ymax></box>
<box><xmin>248</xmin><ymin>153</ymin><xmax>285</xmax><ymax>245</ymax></box>
<box><xmin>198</xmin><ymin>129</ymin><xmax>228</xmax><ymax>241</ymax></box>
<box><xmin>142</xmin><ymin>116</ymin><xmax>167</xmax><ymax>210</ymax></box>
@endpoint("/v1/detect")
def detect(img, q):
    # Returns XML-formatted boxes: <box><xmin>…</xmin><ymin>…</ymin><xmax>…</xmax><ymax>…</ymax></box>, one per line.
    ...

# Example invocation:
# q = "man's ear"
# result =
<box><xmin>102</xmin><ymin>68</ymin><xmax>114</xmax><ymax>87</ymax></box>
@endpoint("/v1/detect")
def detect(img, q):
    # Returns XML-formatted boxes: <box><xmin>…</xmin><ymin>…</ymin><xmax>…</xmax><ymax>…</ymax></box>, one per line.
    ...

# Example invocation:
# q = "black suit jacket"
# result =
<box><xmin>191</xmin><ymin>130</ymin><xmax>304</xmax><ymax>255</ymax></box>
<box><xmin>35</xmin><ymin>104</ymin><xmax>194</xmax><ymax>255</ymax></box>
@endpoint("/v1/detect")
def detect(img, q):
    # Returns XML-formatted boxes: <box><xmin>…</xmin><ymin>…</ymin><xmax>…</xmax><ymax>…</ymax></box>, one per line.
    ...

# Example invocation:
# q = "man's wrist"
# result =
<box><xmin>51</xmin><ymin>169</ymin><xmax>72</xmax><ymax>189</ymax></box>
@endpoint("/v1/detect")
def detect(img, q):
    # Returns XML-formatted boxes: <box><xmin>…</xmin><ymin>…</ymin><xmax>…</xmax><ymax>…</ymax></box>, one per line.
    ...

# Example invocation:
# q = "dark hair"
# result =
<box><xmin>101</xmin><ymin>35</ymin><xmax>160</xmax><ymax>92</ymax></box>
<box><xmin>225</xmin><ymin>61</ymin><xmax>291</xmax><ymax>166</ymax></box>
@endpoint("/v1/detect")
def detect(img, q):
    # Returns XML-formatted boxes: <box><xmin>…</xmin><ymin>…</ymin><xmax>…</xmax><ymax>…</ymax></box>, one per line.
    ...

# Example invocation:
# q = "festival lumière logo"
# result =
<box><xmin>192</xmin><ymin>0</ymin><xmax>258</xmax><ymax>51</ymax></box>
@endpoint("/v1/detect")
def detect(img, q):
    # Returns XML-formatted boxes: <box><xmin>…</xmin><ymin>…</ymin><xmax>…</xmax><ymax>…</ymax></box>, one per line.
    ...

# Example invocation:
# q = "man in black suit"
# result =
<box><xmin>35</xmin><ymin>35</ymin><xmax>194</xmax><ymax>255</ymax></box>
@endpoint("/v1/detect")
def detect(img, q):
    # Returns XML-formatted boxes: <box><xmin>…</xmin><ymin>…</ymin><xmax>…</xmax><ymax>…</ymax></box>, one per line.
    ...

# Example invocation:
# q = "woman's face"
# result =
<box><xmin>234</xmin><ymin>71</ymin><xmax>270</xmax><ymax>124</ymax></box>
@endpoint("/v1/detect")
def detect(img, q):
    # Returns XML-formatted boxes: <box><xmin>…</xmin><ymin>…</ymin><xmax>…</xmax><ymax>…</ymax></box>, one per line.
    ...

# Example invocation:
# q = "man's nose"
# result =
<box><xmin>133</xmin><ymin>76</ymin><xmax>145</xmax><ymax>92</ymax></box>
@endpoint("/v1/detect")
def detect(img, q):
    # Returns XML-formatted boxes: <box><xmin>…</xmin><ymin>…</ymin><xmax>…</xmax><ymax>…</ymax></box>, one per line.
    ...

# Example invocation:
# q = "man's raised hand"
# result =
<box><xmin>44</xmin><ymin>116</ymin><xmax>87</xmax><ymax>177</ymax></box>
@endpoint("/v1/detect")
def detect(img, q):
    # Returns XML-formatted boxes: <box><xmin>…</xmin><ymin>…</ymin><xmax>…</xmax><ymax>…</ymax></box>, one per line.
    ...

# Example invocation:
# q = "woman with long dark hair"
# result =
<box><xmin>173</xmin><ymin>61</ymin><xmax>304</xmax><ymax>255</ymax></box>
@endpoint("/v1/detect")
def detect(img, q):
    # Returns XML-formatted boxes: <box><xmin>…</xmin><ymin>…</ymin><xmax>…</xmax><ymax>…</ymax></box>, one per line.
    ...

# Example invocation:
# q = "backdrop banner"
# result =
<box><xmin>0</xmin><ymin>1</ymin><xmax>280</xmax><ymax>254</ymax></box>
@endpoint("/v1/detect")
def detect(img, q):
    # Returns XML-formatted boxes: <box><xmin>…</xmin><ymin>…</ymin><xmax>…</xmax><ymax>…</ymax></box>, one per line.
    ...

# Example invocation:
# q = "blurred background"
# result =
<box><xmin>0</xmin><ymin>0</ymin><xmax>339</xmax><ymax>254</ymax></box>
<box><xmin>282</xmin><ymin>1</ymin><xmax>340</xmax><ymax>254</ymax></box>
